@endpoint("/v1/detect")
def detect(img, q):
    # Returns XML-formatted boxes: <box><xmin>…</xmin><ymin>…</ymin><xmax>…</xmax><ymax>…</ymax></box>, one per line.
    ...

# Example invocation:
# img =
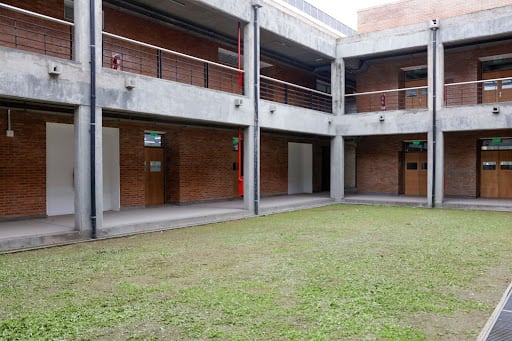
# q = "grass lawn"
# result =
<box><xmin>1</xmin><ymin>205</ymin><xmax>511</xmax><ymax>340</ymax></box>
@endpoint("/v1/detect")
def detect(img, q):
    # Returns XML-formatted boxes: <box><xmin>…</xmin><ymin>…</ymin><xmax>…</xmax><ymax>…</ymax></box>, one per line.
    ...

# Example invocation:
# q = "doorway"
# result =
<box><xmin>403</xmin><ymin>141</ymin><xmax>427</xmax><ymax>196</ymax></box>
<box><xmin>144</xmin><ymin>133</ymin><xmax>165</xmax><ymax>206</ymax></box>
<box><xmin>480</xmin><ymin>139</ymin><xmax>512</xmax><ymax>198</ymax></box>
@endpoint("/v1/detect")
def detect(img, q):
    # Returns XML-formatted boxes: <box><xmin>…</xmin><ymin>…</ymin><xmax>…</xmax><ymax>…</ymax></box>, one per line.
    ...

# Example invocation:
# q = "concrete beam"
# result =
<box><xmin>338</xmin><ymin>23</ymin><xmax>429</xmax><ymax>59</ymax></box>
<box><xmin>337</xmin><ymin>110</ymin><xmax>431</xmax><ymax>136</ymax></box>
<box><xmin>196</xmin><ymin>0</ymin><xmax>251</xmax><ymax>22</ymax></box>
<box><xmin>259</xmin><ymin>101</ymin><xmax>335</xmax><ymax>136</ymax></box>
<box><xmin>439</xmin><ymin>105</ymin><xmax>512</xmax><ymax>132</ymax></box>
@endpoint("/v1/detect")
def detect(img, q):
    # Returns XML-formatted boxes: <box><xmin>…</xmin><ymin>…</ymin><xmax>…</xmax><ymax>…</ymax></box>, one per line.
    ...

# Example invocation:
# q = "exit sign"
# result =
<box><xmin>492</xmin><ymin>138</ymin><xmax>502</xmax><ymax>143</ymax></box>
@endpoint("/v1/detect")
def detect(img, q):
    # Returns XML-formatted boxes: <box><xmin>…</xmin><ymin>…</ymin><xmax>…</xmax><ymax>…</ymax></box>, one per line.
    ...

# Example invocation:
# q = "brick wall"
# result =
<box><xmin>356</xmin><ymin>134</ymin><xmax>427</xmax><ymax>194</ymax></box>
<box><xmin>358</xmin><ymin>0</ymin><xmax>511</xmax><ymax>33</ymax></box>
<box><xmin>355</xmin><ymin>55</ymin><xmax>427</xmax><ymax>113</ymax></box>
<box><xmin>444</xmin><ymin>129</ymin><xmax>512</xmax><ymax>197</ymax></box>
<box><xmin>0</xmin><ymin>110</ymin><xmax>72</xmax><ymax>219</ymax></box>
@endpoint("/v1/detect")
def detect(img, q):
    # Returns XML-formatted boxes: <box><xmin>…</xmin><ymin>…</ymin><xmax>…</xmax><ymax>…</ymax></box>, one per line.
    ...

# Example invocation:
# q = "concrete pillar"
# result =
<box><xmin>331</xmin><ymin>135</ymin><xmax>344</xmax><ymax>201</ymax></box>
<box><xmin>74</xmin><ymin>106</ymin><xmax>91</xmax><ymax>233</ymax></box>
<box><xmin>73</xmin><ymin>0</ymin><xmax>102</xmax><ymax>69</ymax></box>
<box><xmin>242</xmin><ymin>5</ymin><xmax>261</xmax><ymax>214</ymax></box>
<box><xmin>73</xmin><ymin>0</ymin><xmax>104</xmax><ymax>234</ymax></box>
<box><xmin>344</xmin><ymin>140</ymin><xmax>357</xmax><ymax>193</ymax></box>
<box><xmin>427</xmin><ymin>26</ymin><xmax>444</xmax><ymax>208</ymax></box>
<box><xmin>435</xmin><ymin>130</ymin><xmax>444</xmax><ymax>206</ymax></box>
<box><xmin>331</xmin><ymin>57</ymin><xmax>345</xmax><ymax>115</ymax></box>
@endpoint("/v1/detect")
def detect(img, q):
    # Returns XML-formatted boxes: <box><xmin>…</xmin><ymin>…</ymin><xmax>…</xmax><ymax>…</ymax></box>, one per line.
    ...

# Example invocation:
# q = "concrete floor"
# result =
<box><xmin>1</xmin><ymin>192</ymin><xmax>511</xmax><ymax>253</ymax></box>
<box><xmin>0</xmin><ymin>193</ymin><xmax>334</xmax><ymax>252</ymax></box>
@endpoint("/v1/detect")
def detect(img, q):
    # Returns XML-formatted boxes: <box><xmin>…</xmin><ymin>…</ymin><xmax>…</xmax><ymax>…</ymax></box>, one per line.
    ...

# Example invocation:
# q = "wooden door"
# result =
<box><xmin>482</xmin><ymin>69</ymin><xmax>512</xmax><ymax>104</ymax></box>
<box><xmin>481</xmin><ymin>150</ymin><xmax>499</xmax><ymax>198</ymax></box>
<box><xmin>144</xmin><ymin>147</ymin><xmax>165</xmax><ymax>206</ymax></box>
<box><xmin>499</xmin><ymin>150</ymin><xmax>512</xmax><ymax>198</ymax></box>
<box><xmin>405</xmin><ymin>152</ymin><xmax>427</xmax><ymax>196</ymax></box>
<box><xmin>404</xmin><ymin>78</ymin><xmax>428</xmax><ymax>109</ymax></box>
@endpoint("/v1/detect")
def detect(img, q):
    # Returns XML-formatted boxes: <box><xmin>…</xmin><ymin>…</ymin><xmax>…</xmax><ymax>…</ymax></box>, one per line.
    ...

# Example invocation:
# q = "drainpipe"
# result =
<box><xmin>253</xmin><ymin>1</ymin><xmax>262</xmax><ymax>215</ymax></box>
<box><xmin>89</xmin><ymin>0</ymin><xmax>97</xmax><ymax>238</ymax></box>
<box><xmin>430</xmin><ymin>22</ymin><xmax>438</xmax><ymax>208</ymax></box>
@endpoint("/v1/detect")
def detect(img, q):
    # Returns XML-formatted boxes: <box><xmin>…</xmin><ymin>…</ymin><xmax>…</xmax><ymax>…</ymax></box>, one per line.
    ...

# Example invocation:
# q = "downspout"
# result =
<box><xmin>90</xmin><ymin>0</ymin><xmax>97</xmax><ymax>238</ymax></box>
<box><xmin>430</xmin><ymin>23</ymin><xmax>438</xmax><ymax>208</ymax></box>
<box><xmin>253</xmin><ymin>2</ymin><xmax>262</xmax><ymax>215</ymax></box>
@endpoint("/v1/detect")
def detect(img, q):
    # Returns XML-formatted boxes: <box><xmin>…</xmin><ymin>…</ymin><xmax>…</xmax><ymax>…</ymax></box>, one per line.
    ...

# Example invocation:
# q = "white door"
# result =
<box><xmin>46</xmin><ymin>123</ymin><xmax>120</xmax><ymax>216</ymax></box>
<box><xmin>288</xmin><ymin>142</ymin><xmax>313</xmax><ymax>194</ymax></box>
<box><xmin>46</xmin><ymin>123</ymin><xmax>75</xmax><ymax>215</ymax></box>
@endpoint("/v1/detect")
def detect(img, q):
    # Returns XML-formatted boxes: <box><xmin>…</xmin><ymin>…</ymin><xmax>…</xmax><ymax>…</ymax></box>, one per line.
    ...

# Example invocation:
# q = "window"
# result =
<box><xmin>481</xmin><ymin>138</ymin><xmax>512</xmax><ymax>151</ymax></box>
<box><xmin>482</xmin><ymin>57</ymin><xmax>512</xmax><ymax>72</ymax></box>
<box><xmin>316</xmin><ymin>80</ymin><xmax>331</xmax><ymax>94</ymax></box>
<box><xmin>501</xmin><ymin>161</ymin><xmax>512</xmax><ymax>170</ymax></box>
<box><xmin>64</xmin><ymin>0</ymin><xmax>74</xmax><ymax>21</ymax></box>
<box><xmin>404</xmin><ymin>68</ymin><xmax>428</xmax><ymax>81</ymax></box>
<box><xmin>482</xmin><ymin>162</ymin><xmax>496</xmax><ymax>171</ymax></box>
<box><xmin>484</xmin><ymin>80</ymin><xmax>498</xmax><ymax>91</ymax></box>
<box><xmin>407</xmin><ymin>162</ymin><xmax>418</xmax><ymax>170</ymax></box>
<box><xmin>144</xmin><ymin>133</ymin><xmax>162</xmax><ymax>147</ymax></box>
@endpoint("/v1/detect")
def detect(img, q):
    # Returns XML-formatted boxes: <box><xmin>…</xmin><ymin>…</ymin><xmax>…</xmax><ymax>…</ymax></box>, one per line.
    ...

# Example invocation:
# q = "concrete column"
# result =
<box><xmin>74</xmin><ymin>106</ymin><xmax>91</xmax><ymax>233</ymax></box>
<box><xmin>427</xmin><ymin>26</ymin><xmax>443</xmax><ymax>208</ymax></box>
<box><xmin>243</xmin><ymin>126</ymin><xmax>258</xmax><ymax>212</ymax></box>
<box><xmin>331</xmin><ymin>57</ymin><xmax>345</xmax><ymax>115</ymax></box>
<box><xmin>435</xmin><ymin>130</ymin><xmax>444</xmax><ymax>206</ymax></box>
<box><xmin>73</xmin><ymin>0</ymin><xmax>102</xmax><ymax>70</ymax></box>
<box><xmin>344</xmin><ymin>140</ymin><xmax>357</xmax><ymax>193</ymax></box>
<box><xmin>330</xmin><ymin>135</ymin><xmax>344</xmax><ymax>201</ymax></box>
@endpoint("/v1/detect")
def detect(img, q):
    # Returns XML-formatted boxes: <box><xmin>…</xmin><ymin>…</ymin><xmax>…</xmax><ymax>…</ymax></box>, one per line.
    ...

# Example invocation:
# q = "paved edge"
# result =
<box><xmin>478</xmin><ymin>280</ymin><xmax>512</xmax><ymax>341</ymax></box>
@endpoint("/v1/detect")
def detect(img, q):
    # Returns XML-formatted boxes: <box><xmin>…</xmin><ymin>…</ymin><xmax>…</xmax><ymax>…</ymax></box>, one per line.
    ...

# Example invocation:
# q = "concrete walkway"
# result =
<box><xmin>0</xmin><ymin>193</ymin><xmax>334</xmax><ymax>253</ymax></box>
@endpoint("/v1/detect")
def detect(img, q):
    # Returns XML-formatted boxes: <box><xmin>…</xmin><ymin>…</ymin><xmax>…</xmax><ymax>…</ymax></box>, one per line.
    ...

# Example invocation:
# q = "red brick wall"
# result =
<box><xmin>0</xmin><ymin>110</ymin><xmax>72</xmax><ymax>219</ymax></box>
<box><xmin>358</xmin><ymin>0</ymin><xmax>511</xmax><ymax>33</ymax></box>
<box><xmin>355</xmin><ymin>56</ymin><xmax>427</xmax><ymax>113</ymax></box>
<box><xmin>356</xmin><ymin>134</ymin><xmax>427</xmax><ymax>194</ymax></box>
<box><xmin>444</xmin><ymin>129</ymin><xmax>512</xmax><ymax>197</ymax></box>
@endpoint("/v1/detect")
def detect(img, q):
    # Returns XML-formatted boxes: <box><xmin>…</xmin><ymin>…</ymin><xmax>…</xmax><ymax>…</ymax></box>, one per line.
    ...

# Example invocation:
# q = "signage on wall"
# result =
<box><xmin>492</xmin><ymin>138</ymin><xmax>502</xmax><ymax>143</ymax></box>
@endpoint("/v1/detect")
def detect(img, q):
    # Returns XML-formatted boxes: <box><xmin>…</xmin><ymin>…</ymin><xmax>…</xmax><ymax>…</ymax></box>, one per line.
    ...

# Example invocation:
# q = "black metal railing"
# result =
<box><xmin>0</xmin><ymin>4</ymin><xmax>73</xmax><ymax>60</ymax></box>
<box><xmin>260</xmin><ymin>75</ymin><xmax>332</xmax><ymax>113</ymax></box>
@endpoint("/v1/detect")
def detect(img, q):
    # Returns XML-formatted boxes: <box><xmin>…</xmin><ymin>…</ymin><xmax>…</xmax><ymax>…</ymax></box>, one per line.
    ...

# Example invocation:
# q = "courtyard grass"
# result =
<box><xmin>0</xmin><ymin>205</ymin><xmax>511</xmax><ymax>340</ymax></box>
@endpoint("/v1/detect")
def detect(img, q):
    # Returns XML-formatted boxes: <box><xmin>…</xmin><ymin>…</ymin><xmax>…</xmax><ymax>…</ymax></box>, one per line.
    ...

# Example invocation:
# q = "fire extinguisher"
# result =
<box><xmin>380</xmin><ymin>94</ymin><xmax>386</xmax><ymax>110</ymax></box>
<box><xmin>112</xmin><ymin>53</ymin><xmax>121</xmax><ymax>70</ymax></box>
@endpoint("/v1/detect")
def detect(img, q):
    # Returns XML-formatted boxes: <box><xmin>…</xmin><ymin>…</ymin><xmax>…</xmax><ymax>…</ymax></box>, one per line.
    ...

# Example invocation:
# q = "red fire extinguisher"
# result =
<box><xmin>380</xmin><ymin>94</ymin><xmax>386</xmax><ymax>110</ymax></box>
<box><xmin>112</xmin><ymin>53</ymin><xmax>121</xmax><ymax>70</ymax></box>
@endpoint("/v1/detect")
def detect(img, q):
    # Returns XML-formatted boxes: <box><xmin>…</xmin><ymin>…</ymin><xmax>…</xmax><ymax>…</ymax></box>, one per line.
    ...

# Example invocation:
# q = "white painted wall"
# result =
<box><xmin>288</xmin><ymin>142</ymin><xmax>313</xmax><ymax>194</ymax></box>
<box><xmin>46</xmin><ymin>123</ymin><xmax>120</xmax><ymax>216</ymax></box>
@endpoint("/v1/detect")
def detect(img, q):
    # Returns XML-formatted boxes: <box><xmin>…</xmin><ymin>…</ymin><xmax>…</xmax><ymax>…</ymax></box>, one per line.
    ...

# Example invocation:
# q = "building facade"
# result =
<box><xmin>0</xmin><ymin>0</ymin><xmax>511</xmax><ymax>244</ymax></box>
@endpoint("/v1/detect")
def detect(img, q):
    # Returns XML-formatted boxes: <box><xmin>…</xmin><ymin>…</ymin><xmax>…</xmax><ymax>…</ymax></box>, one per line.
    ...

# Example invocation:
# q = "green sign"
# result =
<box><xmin>412</xmin><ymin>141</ymin><xmax>421</xmax><ymax>145</ymax></box>
<box><xmin>492</xmin><ymin>138</ymin><xmax>502</xmax><ymax>143</ymax></box>
<box><xmin>150</xmin><ymin>132</ymin><xmax>158</xmax><ymax>137</ymax></box>
<box><xmin>233</xmin><ymin>137</ymin><xmax>239</xmax><ymax>144</ymax></box>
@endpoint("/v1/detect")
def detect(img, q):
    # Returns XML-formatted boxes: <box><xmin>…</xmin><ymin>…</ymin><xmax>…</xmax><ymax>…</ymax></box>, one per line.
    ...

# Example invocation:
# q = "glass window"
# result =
<box><xmin>150</xmin><ymin>161</ymin><xmax>161</xmax><ymax>172</ymax></box>
<box><xmin>482</xmin><ymin>162</ymin><xmax>496</xmax><ymax>170</ymax></box>
<box><xmin>481</xmin><ymin>138</ymin><xmax>512</xmax><ymax>151</ymax></box>
<box><xmin>406</xmin><ymin>89</ymin><xmax>417</xmax><ymax>97</ymax></box>
<box><xmin>404</xmin><ymin>68</ymin><xmax>428</xmax><ymax>81</ymax></box>
<box><xmin>421</xmin><ymin>162</ymin><xmax>428</xmax><ymax>170</ymax></box>
<box><xmin>64</xmin><ymin>0</ymin><xmax>74</xmax><ymax>20</ymax></box>
<box><xmin>484</xmin><ymin>80</ymin><xmax>498</xmax><ymax>91</ymax></box>
<box><xmin>502</xmin><ymin>79</ymin><xmax>512</xmax><ymax>89</ymax></box>
<box><xmin>405</xmin><ymin>142</ymin><xmax>428</xmax><ymax>152</ymax></box>
<box><xmin>501</xmin><ymin>161</ymin><xmax>512</xmax><ymax>170</ymax></box>
<box><xmin>482</xmin><ymin>58</ymin><xmax>512</xmax><ymax>72</ymax></box>
<box><xmin>144</xmin><ymin>133</ymin><xmax>162</xmax><ymax>147</ymax></box>
<box><xmin>407</xmin><ymin>162</ymin><xmax>418</xmax><ymax>170</ymax></box>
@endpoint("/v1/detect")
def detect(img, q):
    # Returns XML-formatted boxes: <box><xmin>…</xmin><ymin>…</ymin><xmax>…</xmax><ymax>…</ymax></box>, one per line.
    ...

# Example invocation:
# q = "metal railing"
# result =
<box><xmin>344</xmin><ymin>86</ymin><xmax>429</xmax><ymax>114</ymax></box>
<box><xmin>103</xmin><ymin>32</ymin><xmax>244</xmax><ymax>95</ymax></box>
<box><xmin>260</xmin><ymin>75</ymin><xmax>332</xmax><ymax>113</ymax></box>
<box><xmin>0</xmin><ymin>3</ymin><xmax>73</xmax><ymax>60</ymax></box>
<box><xmin>445</xmin><ymin>77</ymin><xmax>512</xmax><ymax>107</ymax></box>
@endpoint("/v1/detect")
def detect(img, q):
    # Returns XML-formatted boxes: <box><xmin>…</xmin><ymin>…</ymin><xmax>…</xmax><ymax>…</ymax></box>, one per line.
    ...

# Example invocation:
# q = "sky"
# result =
<box><xmin>308</xmin><ymin>0</ymin><xmax>395</xmax><ymax>29</ymax></box>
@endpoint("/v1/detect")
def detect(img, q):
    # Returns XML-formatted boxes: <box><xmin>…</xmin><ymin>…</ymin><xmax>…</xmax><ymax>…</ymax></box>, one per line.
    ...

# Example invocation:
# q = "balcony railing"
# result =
<box><xmin>344</xmin><ymin>86</ymin><xmax>429</xmax><ymax>114</ymax></box>
<box><xmin>0</xmin><ymin>3</ymin><xmax>73</xmax><ymax>60</ymax></box>
<box><xmin>260</xmin><ymin>75</ymin><xmax>332</xmax><ymax>113</ymax></box>
<box><xmin>445</xmin><ymin>77</ymin><xmax>512</xmax><ymax>107</ymax></box>
<box><xmin>103</xmin><ymin>32</ymin><xmax>244</xmax><ymax>95</ymax></box>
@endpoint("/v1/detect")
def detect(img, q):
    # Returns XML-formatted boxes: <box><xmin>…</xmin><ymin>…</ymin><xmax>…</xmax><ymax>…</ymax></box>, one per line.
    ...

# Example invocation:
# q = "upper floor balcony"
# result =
<box><xmin>0</xmin><ymin>1</ymin><xmax>333</xmax><ymax>114</ymax></box>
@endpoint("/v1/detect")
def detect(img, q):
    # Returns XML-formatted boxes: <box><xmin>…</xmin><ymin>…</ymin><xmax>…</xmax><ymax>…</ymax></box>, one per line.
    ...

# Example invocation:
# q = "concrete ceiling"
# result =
<box><xmin>106</xmin><ymin>0</ymin><xmax>332</xmax><ymax>71</ymax></box>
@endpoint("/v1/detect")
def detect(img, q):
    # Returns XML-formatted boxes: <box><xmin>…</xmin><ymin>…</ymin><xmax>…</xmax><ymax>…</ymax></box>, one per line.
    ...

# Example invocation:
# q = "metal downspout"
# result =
<box><xmin>90</xmin><ymin>0</ymin><xmax>97</xmax><ymax>238</ymax></box>
<box><xmin>253</xmin><ymin>2</ymin><xmax>261</xmax><ymax>215</ymax></box>
<box><xmin>431</xmin><ymin>25</ymin><xmax>438</xmax><ymax>208</ymax></box>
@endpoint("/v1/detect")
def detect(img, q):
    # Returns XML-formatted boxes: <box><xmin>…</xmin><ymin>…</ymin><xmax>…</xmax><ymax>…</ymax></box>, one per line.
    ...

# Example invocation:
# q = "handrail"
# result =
<box><xmin>0</xmin><ymin>3</ymin><xmax>74</xmax><ymax>26</ymax></box>
<box><xmin>103</xmin><ymin>31</ymin><xmax>244</xmax><ymax>74</ymax></box>
<box><xmin>445</xmin><ymin>76</ymin><xmax>512</xmax><ymax>87</ymax></box>
<box><xmin>344</xmin><ymin>85</ymin><xmax>428</xmax><ymax>97</ymax></box>
<box><xmin>260</xmin><ymin>75</ymin><xmax>332</xmax><ymax>97</ymax></box>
